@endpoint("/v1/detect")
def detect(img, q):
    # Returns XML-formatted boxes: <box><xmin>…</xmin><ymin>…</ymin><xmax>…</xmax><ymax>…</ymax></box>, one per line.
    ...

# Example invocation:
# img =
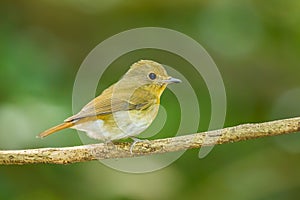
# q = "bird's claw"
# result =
<box><xmin>129</xmin><ymin>137</ymin><xmax>148</xmax><ymax>154</ymax></box>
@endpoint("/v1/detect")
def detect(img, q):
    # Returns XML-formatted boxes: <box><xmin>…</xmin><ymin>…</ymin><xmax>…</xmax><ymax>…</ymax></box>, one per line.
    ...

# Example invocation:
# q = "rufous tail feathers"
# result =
<box><xmin>38</xmin><ymin>122</ymin><xmax>74</xmax><ymax>138</ymax></box>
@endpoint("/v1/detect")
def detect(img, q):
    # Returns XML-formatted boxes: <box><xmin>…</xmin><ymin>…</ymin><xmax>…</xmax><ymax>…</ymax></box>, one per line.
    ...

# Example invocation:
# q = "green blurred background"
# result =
<box><xmin>1</xmin><ymin>0</ymin><xmax>300</xmax><ymax>199</ymax></box>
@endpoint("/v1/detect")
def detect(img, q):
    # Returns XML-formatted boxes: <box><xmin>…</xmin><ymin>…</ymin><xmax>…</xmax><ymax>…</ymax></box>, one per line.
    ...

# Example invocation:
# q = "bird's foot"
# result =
<box><xmin>104</xmin><ymin>140</ymin><xmax>117</xmax><ymax>151</ymax></box>
<box><xmin>130</xmin><ymin>137</ymin><xmax>149</xmax><ymax>154</ymax></box>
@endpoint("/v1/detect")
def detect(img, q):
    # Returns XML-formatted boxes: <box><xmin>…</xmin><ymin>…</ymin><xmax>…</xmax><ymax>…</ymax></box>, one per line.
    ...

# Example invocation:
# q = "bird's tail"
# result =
<box><xmin>38</xmin><ymin>122</ymin><xmax>74</xmax><ymax>138</ymax></box>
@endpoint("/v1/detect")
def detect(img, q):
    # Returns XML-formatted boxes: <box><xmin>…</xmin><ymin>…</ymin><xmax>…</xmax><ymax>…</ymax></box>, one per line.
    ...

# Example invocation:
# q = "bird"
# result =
<box><xmin>38</xmin><ymin>60</ymin><xmax>181</xmax><ymax>147</ymax></box>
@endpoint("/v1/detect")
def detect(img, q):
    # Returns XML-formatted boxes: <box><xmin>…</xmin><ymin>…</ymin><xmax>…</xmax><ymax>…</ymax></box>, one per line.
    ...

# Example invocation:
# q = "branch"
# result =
<box><xmin>1</xmin><ymin>117</ymin><xmax>300</xmax><ymax>165</ymax></box>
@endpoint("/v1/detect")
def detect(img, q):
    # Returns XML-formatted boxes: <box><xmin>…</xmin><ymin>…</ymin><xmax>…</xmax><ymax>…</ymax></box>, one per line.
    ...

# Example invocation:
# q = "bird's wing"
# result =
<box><xmin>65</xmin><ymin>85</ymin><xmax>156</xmax><ymax>122</ymax></box>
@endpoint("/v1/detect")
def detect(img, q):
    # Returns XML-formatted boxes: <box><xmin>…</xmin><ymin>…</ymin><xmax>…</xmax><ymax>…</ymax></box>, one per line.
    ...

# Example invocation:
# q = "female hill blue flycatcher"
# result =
<box><xmin>39</xmin><ymin>60</ymin><xmax>181</xmax><ymax>144</ymax></box>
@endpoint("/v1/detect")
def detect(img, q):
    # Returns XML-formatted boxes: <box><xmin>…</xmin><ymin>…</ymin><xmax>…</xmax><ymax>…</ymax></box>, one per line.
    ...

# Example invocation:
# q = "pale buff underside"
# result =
<box><xmin>71</xmin><ymin>104</ymin><xmax>159</xmax><ymax>141</ymax></box>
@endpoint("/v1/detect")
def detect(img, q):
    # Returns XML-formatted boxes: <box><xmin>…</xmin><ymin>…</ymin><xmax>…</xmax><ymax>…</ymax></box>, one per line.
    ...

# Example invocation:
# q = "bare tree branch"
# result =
<box><xmin>1</xmin><ymin>117</ymin><xmax>300</xmax><ymax>165</ymax></box>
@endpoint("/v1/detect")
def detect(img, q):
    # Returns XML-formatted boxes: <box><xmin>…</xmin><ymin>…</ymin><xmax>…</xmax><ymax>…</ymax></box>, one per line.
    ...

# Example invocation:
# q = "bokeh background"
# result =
<box><xmin>1</xmin><ymin>0</ymin><xmax>300</xmax><ymax>199</ymax></box>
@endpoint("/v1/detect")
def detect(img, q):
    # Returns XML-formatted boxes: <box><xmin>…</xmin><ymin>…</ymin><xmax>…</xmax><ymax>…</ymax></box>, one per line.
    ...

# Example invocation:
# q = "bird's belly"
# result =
<box><xmin>72</xmin><ymin>105</ymin><xmax>159</xmax><ymax>141</ymax></box>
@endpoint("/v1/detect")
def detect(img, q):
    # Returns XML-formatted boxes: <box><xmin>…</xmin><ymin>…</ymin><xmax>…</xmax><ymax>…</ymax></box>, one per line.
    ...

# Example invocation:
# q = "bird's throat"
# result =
<box><xmin>143</xmin><ymin>84</ymin><xmax>167</xmax><ymax>103</ymax></box>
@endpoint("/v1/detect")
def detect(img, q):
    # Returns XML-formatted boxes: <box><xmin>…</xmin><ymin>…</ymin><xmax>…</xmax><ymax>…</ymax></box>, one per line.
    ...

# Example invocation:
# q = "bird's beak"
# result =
<box><xmin>162</xmin><ymin>76</ymin><xmax>182</xmax><ymax>84</ymax></box>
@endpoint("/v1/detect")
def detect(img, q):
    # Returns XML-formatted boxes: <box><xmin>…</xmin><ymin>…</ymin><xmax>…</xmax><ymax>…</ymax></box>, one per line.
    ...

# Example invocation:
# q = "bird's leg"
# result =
<box><xmin>129</xmin><ymin>137</ymin><xmax>149</xmax><ymax>154</ymax></box>
<box><xmin>104</xmin><ymin>140</ymin><xmax>116</xmax><ymax>151</ymax></box>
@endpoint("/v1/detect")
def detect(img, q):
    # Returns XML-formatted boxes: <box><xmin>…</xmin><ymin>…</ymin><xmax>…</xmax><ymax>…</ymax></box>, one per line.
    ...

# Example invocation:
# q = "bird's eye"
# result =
<box><xmin>148</xmin><ymin>72</ymin><xmax>156</xmax><ymax>80</ymax></box>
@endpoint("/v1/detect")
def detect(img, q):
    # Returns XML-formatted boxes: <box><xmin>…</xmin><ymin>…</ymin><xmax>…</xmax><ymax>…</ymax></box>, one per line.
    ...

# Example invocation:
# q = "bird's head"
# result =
<box><xmin>123</xmin><ymin>60</ymin><xmax>181</xmax><ymax>86</ymax></box>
